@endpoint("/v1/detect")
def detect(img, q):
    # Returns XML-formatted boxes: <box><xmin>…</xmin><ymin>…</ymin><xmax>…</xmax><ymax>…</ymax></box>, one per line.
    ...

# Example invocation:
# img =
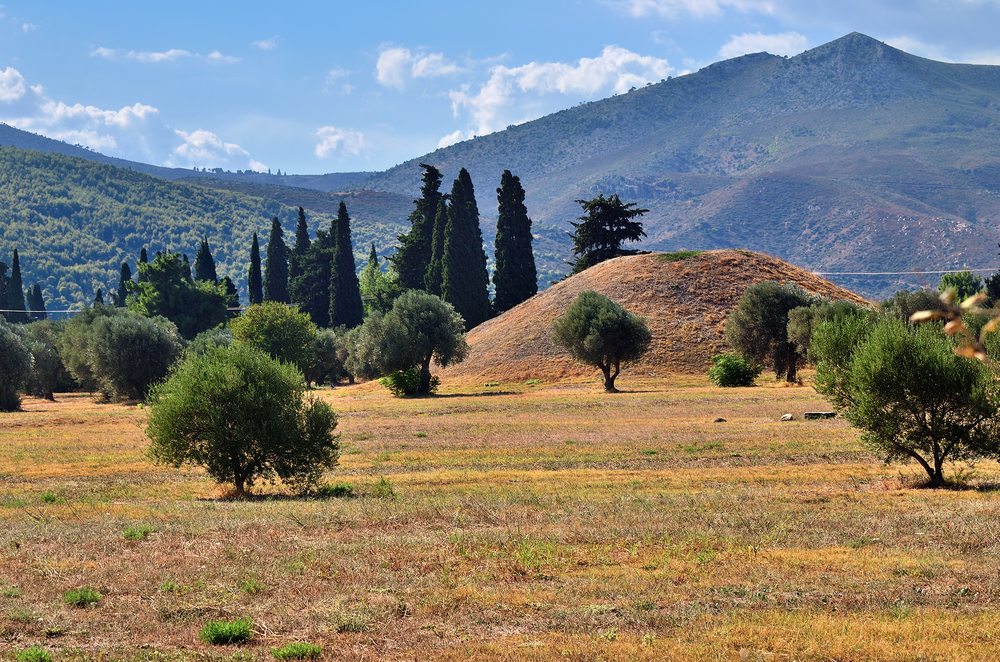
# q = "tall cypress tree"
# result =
<box><xmin>27</xmin><ymin>283</ymin><xmax>46</xmax><ymax>321</ymax></box>
<box><xmin>329</xmin><ymin>201</ymin><xmax>364</xmax><ymax>329</ymax></box>
<box><xmin>424</xmin><ymin>198</ymin><xmax>448</xmax><ymax>296</ymax></box>
<box><xmin>493</xmin><ymin>170</ymin><xmax>538</xmax><ymax>314</ymax></box>
<box><xmin>441</xmin><ymin>169</ymin><xmax>491</xmax><ymax>330</ymax></box>
<box><xmin>93</xmin><ymin>288</ymin><xmax>104</xmax><ymax>305</ymax></box>
<box><xmin>390</xmin><ymin>163</ymin><xmax>443</xmax><ymax>290</ymax></box>
<box><xmin>117</xmin><ymin>262</ymin><xmax>133</xmax><ymax>308</ymax></box>
<box><xmin>181</xmin><ymin>254</ymin><xmax>193</xmax><ymax>283</ymax></box>
<box><xmin>264</xmin><ymin>217</ymin><xmax>289</xmax><ymax>303</ymax></box>
<box><xmin>248</xmin><ymin>232</ymin><xmax>263</xmax><ymax>305</ymax></box>
<box><xmin>137</xmin><ymin>247</ymin><xmax>149</xmax><ymax>283</ymax></box>
<box><xmin>289</xmin><ymin>206</ymin><xmax>310</xmax><ymax>285</ymax></box>
<box><xmin>7</xmin><ymin>249</ymin><xmax>28</xmax><ymax>323</ymax></box>
<box><xmin>222</xmin><ymin>276</ymin><xmax>239</xmax><ymax>317</ymax></box>
<box><xmin>194</xmin><ymin>238</ymin><xmax>218</xmax><ymax>283</ymax></box>
<box><xmin>295</xmin><ymin>225</ymin><xmax>334</xmax><ymax>327</ymax></box>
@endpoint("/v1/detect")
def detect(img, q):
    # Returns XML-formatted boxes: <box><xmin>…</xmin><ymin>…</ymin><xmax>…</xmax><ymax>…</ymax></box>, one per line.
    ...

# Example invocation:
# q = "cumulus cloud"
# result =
<box><xmin>22</xmin><ymin>22</ymin><xmax>36</xmax><ymax>33</ymax></box>
<box><xmin>376</xmin><ymin>47</ymin><xmax>461</xmax><ymax>90</ymax></box>
<box><xmin>205</xmin><ymin>50</ymin><xmax>241</xmax><ymax>64</ymax></box>
<box><xmin>607</xmin><ymin>0</ymin><xmax>774</xmax><ymax>19</ymax></box>
<box><xmin>315</xmin><ymin>126</ymin><xmax>367</xmax><ymax>158</ymax></box>
<box><xmin>0</xmin><ymin>66</ymin><xmax>260</xmax><ymax>170</ymax></box>
<box><xmin>437</xmin><ymin>130</ymin><xmax>464</xmax><ymax>149</ymax></box>
<box><xmin>90</xmin><ymin>47</ymin><xmax>240</xmax><ymax>64</ymax></box>
<box><xmin>252</xmin><ymin>36</ymin><xmax>279</xmax><ymax>51</ymax></box>
<box><xmin>448</xmin><ymin>46</ymin><xmax>673</xmax><ymax>136</ymax></box>
<box><xmin>884</xmin><ymin>36</ymin><xmax>953</xmax><ymax>62</ymax></box>
<box><xmin>717</xmin><ymin>32</ymin><xmax>809</xmax><ymax>59</ymax></box>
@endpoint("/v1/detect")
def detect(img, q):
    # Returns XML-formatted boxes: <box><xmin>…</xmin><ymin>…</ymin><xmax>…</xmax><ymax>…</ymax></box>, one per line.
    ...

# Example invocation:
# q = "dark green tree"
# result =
<box><xmin>264</xmin><ymin>217</ymin><xmax>290</xmax><ymax>303</ymax></box>
<box><xmin>939</xmin><ymin>270</ymin><xmax>982</xmax><ymax>300</ymax></box>
<box><xmin>27</xmin><ymin>283</ymin><xmax>46</xmax><ymax>321</ymax></box>
<box><xmin>551</xmin><ymin>290</ymin><xmax>652</xmax><ymax>392</ymax></box>
<box><xmin>0</xmin><ymin>319</ymin><xmax>32</xmax><ymax>411</ymax></box>
<box><xmin>6</xmin><ymin>250</ymin><xmax>28</xmax><ymax>323</ymax></box>
<box><xmin>568</xmin><ymin>193</ymin><xmax>648</xmax><ymax>274</ymax></box>
<box><xmin>248</xmin><ymin>232</ymin><xmax>263</xmax><ymax>305</ymax></box>
<box><xmin>293</xmin><ymin>225</ymin><xmax>334</xmax><ymax>327</ymax></box>
<box><xmin>493</xmin><ymin>169</ymin><xmax>537</xmax><ymax>314</ymax></box>
<box><xmin>725</xmin><ymin>281</ymin><xmax>815</xmax><ymax>383</ymax></box>
<box><xmin>329</xmin><ymin>201</ymin><xmax>364</xmax><ymax>329</ymax></box>
<box><xmin>0</xmin><ymin>260</ymin><xmax>8</xmax><ymax>322</ymax></box>
<box><xmin>194</xmin><ymin>238</ymin><xmax>218</xmax><ymax>283</ymax></box>
<box><xmin>116</xmin><ymin>262</ymin><xmax>133</xmax><ymax>308</ymax></box>
<box><xmin>181</xmin><ymin>254</ymin><xmax>193</xmax><ymax>283</ymax></box>
<box><xmin>441</xmin><ymin>168</ymin><xmax>492</xmax><ymax>330</ymax></box>
<box><xmin>424</xmin><ymin>198</ymin><xmax>447</xmax><ymax>296</ymax></box>
<box><xmin>391</xmin><ymin>163</ymin><xmax>443</xmax><ymax>290</ymax></box>
<box><xmin>289</xmin><ymin>207</ymin><xmax>310</xmax><ymax>284</ymax></box>
<box><xmin>221</xmin><ymin>276</ymin><xmax>239</xmax><ymax>311</ymax></box>
<box><xmin>94</xmin><ymin>288</ymin><xmax>105</xmax><ymax>305</ymax></box>
<box><xmin>232</xmin><ymin>301</ymin><xmax>317</xmax><ymax>374</ymax></box>
<box><xmin>137</xmin><ymin>247</ymin><xmax>149</xmax><ymax>283</ymax></box>
<box><xmin>88</xmin><ymin>313</ymin><xmax>183</xmax><ymax>401</ymax></box>
<box><xmin>130</xmin><ymin>252</ymin><xmax>228</xmax><ymax>339</ymax></box>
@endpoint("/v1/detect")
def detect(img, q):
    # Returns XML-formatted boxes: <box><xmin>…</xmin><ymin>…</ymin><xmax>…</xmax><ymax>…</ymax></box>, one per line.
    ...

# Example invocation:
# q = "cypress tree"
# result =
<box><xmin>289</xmin><ymin>206</ymin><xmax>310</xmax><ymax>285</ymax></box>
<box><xmin>424</xmin><ymin>198</ymin><xmax>447</xmax><ymax>296</ymax></box>
<box><xmin>248</xmin><ymin>232</ymin><xmax>263</xmax><ymax>305</ymax></box>
<box><xmin>441</xmin><ymin>168</ymin><xmax>491</xmax><ymax>330</ymax></box>
<box><xmin>28</xmin><ymin>283</ymin><xmax>46</xmax><ymax>321</ymax></box>
<box><xmin>117</xmin><ymin>262</ymin><xmax>133</xmax><ymax>307</ymax></box>
<box><xmin>194</xmin><ymin>238</ymin><xmax>218</xmax><ymax>283</ymax></box>
<box><xmin>137</xmin><ymin>248</ymin><xmax>149</xmax><ymax>283</ymax></box>
<box><xmin>329</xmin><ymin>201</ymin><xmax>364</xmax><ymax>329</ymax></box>
<box><xmin>296</xmin><ymin>226</ymin><xmax>334</xmax><ymax>327</ymax></box>
<box><xmin>94</xmin><ymin>288</ymin><xmax>104</xmax><ymax>305</ymax></box>
<box><xmin>264</xmin><ymin>217</ymin><xmax>289</xmax><ymax>303</ymax></box>
<box><xmin>7</xmin><ymin>250</ymin><xmax>28</xmax><ymax>323</ymax></box>
<box><xmin>390</xmin><ymin>163</ymin><xmax>443</xmax><ymax>290</ymax></box>
<box><xmin>181</xmin><ymin>254</ymin><xmax>193</xmax><ymax>283</ymax></box>
<box><xmin>222</xmin><ymin>275</ymin><xmax>239</xmax><ymax>317</ymax></box>
<box><xmin>493</xmin><ymin>169</ymin><xmax>538</xmax><ymax>314</ymax></box>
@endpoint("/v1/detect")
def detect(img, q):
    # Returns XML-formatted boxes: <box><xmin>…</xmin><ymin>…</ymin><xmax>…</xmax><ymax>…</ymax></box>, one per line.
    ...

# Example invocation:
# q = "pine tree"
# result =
<box><xmin>493</xmin><ymin>170</ymin><xmax>538</xmax><ymax>314</ymax></box>
<box><xmin>568</xmin><ymin>193</ymin><xmax>648</xmax><ymax>274</ymax></box>
<box><xmin>441</xmin><ymin>168</ymin><xmax>491</xmax><ymax>330</ymax></box>
<box><xmin>264</xmin><ymin>217</ymin><xmax>289</xmax><ymax>303</ymax></box>
<box><xmin>138</xmin><ymin>247</ymin><xmax>149</xmax><ymax>283</ymax></box>
<box><xmin>117</xmin><ymin>262</ymin><xmax>133</xmax><ymax>307</ymax></box>
<box><xmin>424</xmin><ymin>198</ymin><xmax>447</xmax><ymax>296</ymax></box>
<box><xmin>248</xmin><ymin>232</ymin><xmax>263</xmax><ymax>305</ymax></box>
<box><xmin>194</xmin><ymin>238</ymin><xmax>218</xmax><ymax>283</ymax></box>
<box><xmin>181</xmin><ymin>254</ymin><xmax>193</xmax><ymax>283</ymax></box>
<box><xmin>7</xmin><ymin>249</ymin><xmax>28</xmax><ymax>323</ymax></box>
<box><xmin>391</xmin><ymin>163</ymin><xmax>443</xmax><ymax>290</ymax></box>
<box><xmin>289</xmin><ymin>206</ymin><xmax>310</xmax><ymax>286</ymax></box>
<box><xmin>27</xmin><ymin>283</ymin><xmax>46</xmax><ymax>321</ymax></box>
<box><xmin>329</xmin><ymin>201</ymin><xmax>364</xmax><ymax>329</ymax></box>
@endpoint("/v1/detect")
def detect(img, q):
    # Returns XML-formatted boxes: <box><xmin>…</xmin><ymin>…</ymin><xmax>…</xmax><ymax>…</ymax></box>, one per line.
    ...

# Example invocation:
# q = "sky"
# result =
<box><xmin>2</xmin><ymin>1</ymin><xmax>1000</xmax><ymax>176</ymax></box>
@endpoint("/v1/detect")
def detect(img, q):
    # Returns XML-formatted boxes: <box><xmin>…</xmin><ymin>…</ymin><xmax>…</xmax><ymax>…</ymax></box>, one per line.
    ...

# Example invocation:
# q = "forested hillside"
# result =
<box><xmin>0</xmin><ymin>148</ymin><xmax>396</xmax><ymax>311</ymax></box>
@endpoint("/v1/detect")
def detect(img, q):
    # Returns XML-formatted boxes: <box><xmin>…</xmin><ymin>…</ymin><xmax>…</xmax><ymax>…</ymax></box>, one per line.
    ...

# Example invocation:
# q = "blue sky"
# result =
<box><xmin>2</xmin><ymin>1</ymin><xmax>1000</xmax><ymax>175</ymax></box>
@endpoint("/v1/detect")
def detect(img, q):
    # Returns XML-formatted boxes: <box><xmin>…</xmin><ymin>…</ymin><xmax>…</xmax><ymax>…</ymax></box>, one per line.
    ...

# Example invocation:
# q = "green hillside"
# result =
<box><xmin>0</xmin><ymin>148</ymin><xmax>400</xmax><ymax>311</ymax></box>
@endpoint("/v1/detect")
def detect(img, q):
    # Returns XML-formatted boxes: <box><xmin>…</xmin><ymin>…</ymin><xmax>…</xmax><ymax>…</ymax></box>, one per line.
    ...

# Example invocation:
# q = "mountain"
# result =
<box><xmin>439</xmin><ymin>249</ymin><xmax>868</xmax><ymax>383</ymax></box>
<box><xmin>362</xmin><ymin>33</ymin><xmax>1000</xmax><ymax>297</ymax></box>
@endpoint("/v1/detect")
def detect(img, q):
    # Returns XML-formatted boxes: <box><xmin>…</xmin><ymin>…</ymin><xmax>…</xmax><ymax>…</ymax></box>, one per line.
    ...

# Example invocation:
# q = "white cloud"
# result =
<box><xmin>248</xmin><ymin>158</ymin><xmax>269</xmax><ymax>171</ymax></box>
<box><xmin>884</xmin><ymin>36</ymin><xmax>953</xmax><ymax>62</ymax></box>
<box><xmin>90</xmin><ymin>47</ymin><xmax>240</xmax><ymax>65</ymax></box>
<box><xmin>130</xmin><ymin>49</ymin><xmax>192</xmax><ymax>63</ymax></box>
<box><xmin>0</xmin><ymin>67</ymin><xmax>27</xmax><ymax>102</ymax></box>
<box><xmin>21</xmin><ymin>22</ymin><xmax>36</xmax><ymax>33</ymax></box>
<box><xmin>205</xmin><ymin>50</ymin><xmax>241</xmax><ymax>65</ymax></box>
<box><xmin>448</xmin><ymin>46</ymin><xmax>673</xmax><ymax>135</ymax></box>
<box><xmin>717</xmin><ymin>32</ymin><xmax>809</xmax><ymax>59</ymax></box>
<box><xmin>437</xmin><ymin>130</ymin><xmax>465</xmax><ymax>149</ymax></box>
<box><xmin>608</xmin><ymin>0</ymin><xmax>774</xmax><ymax>19</ymax></box>
<box><xmin>325</xmin><ymin>66</ymin><xmax>354</xmax><ymax>94</ymax></box>
<box><xmin>376</xmin><ymin>47</ymin><xmax>461</xmax><ymax>90</ymax></box>
<box><xmin>252</xmin><ymin>36</ymin><xmax>279</xmax><ymax>51</ymax></box>
<box><xmin>315</xmin><ymin>126</ymin><xmax>367</xmax><ymax>157</ymax></box>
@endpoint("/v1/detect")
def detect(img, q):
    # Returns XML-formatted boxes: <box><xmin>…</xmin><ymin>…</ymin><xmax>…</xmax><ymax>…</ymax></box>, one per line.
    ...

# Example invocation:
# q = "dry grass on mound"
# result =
<box><xmin>441</xmin><ymin>250</ymin><xmax>869</xmax><ymax>385</ymax></box>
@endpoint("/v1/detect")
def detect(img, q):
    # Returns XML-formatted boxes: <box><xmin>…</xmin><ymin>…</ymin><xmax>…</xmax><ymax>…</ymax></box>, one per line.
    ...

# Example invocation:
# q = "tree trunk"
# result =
<box><xmin>786</xmin><ymin>360</ymin><xmax>797</xmax><ymax>383</ymax></box>
<box><xmin>43</xmin><ymin>391</ymin><xmax>55</xmax><ymax>402</ymax></box>
<box><xmin>417</xmin><ymin>356</ymin><xmax>433</xmax><ymax>394</ymax></box>
<box><xmin>599</xmin><ymin>361</ymin><xmax>620</xmax><ymax>392</ymax></box>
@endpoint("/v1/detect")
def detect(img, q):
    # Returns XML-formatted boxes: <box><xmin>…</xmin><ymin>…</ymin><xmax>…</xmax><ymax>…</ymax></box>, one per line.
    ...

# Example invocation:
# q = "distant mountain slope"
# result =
<box><xmin>363</xmin><ymin>33</ymin><xmax>1000</xmax><ymax>297</ymax></box>
<box><xmin>0</xmin><ymin>147</ymin><xmax>395</xmax><ymax>311</ymax></box>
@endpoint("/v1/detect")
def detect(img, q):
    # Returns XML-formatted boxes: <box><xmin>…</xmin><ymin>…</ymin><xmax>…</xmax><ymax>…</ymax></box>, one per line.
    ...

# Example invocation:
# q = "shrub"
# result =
<box><xmin>231</xmin><ymin>302</ymin><xmax>317</xmax><ymax>374</ymax></box>
<box><xmin>0</xmin><ymin>320</ymin><xmax>32</xmax><ymax>411</ymax></box>
<box><xmin>186</xmin><ymin>327</ymin><xmax>234</xmax><ymax>357</ymax></box>
<box><xmin>199</xmin><ymin>617</ymin><xmax>254</xmax><ymax>645</ymax></box>
<box><xmin>64</xmin><ymin>586</ymin><xmax>101</xmax><ymax>608</ymax></box>
<box><xmin>379</xmin><ymin>367</ymin><xmax>420</xmax><ymax>397</ymax></box>
<box><xmin>146</xmin><ymin>344</ymin><xmax>339</xmax><ymax>496</ymax></box>
<box><xmin>16</xmin><ymin>646</ymin><xmax>53</xmax><ymax>662</ymax></box>
<box><xmin>372</xmin><ymin>476</ymin><xmax>396</xmax><ymax>500</ymax></box>
<box><xmin>271</xmin><ymin>643</ymin><xmax>323</xmax><ymax>660</ymax></box>
<box><xmin>707</xmin><ymin>353</ymin><xmax>762</xmax><ymax>387</ymax></box>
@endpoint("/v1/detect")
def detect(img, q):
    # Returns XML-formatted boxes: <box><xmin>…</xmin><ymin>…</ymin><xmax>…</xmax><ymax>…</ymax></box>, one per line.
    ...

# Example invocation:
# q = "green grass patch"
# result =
<box><xmin>40</xmin><ymin>492</ymin><xmax>61</xmax><ymax>504</ymax></box>
<box><xmin>199</xmin><ymin>617</ymin><xmax>254</xmax><ymax>645</ymax></box>
<box><xmin>122</xmin><ymin>524</ymin><xmax>154</xmax><ymax>541</ymax></box>
<box><xmin>239</xmin><ymin>579</ymin><xmax>265</xmax><ymax>595</ymax></box>
<box><xmin>655</xmin><ymin>250</ymin><xmax>704</xmax><ymax>262</ymax></box>
<box><xmin>16</xmin><ymin>646</ymin><xmax>53</xmax><ymax>662</ymax></box>
<box><xmin>317</xmin><ymin>482</ymin><xmax>353</xmax><ymax>498</ymax></box>
<box><xmin>372</xmin><ymin>476</ymin><xmax>396</xmax><ymax>500</ymax></box>
<box><xmin>63</xmin><ymin>586</ymin><xmax>101</xmax><ymax>608</ymax></box>
<box><xmin>271</xmin><ymin>643</ymin><xmax>323</xmax><ymax>660</ymax></box>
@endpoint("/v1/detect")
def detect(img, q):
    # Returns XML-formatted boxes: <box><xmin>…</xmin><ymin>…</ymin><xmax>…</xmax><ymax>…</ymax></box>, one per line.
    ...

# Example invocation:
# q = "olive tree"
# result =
<box><xmin>725</xmin><ymin>281</ymin><xmax>815</xmax><ymax>382</ymax></box>
<box><xmin>145</xmin><ymin>344</ymin><xmax>339</xmax><ymax>496</ymax></box>
<box><xmin>231</xmin><ymin>302</ymin><xmax>317</xmax><ymax>374</ymax></box>
<box><xmin>0</xmin><ymin>320</ymin><xmax>32</xmax><ymax>411</ymax></box>
<box><xmin>813</xmin><ymin>316</ymin><xmax>1000</xmax><ymax>487</ymax></box>
<box><xmin>88</xmin><ymin>314</ymin><xmax>183</xmax><ymax>401</ymax></box>
<box><xmin>551</xmin><ymin>290</ymin><xmax>652</xmax><ymax>392</ymax></box>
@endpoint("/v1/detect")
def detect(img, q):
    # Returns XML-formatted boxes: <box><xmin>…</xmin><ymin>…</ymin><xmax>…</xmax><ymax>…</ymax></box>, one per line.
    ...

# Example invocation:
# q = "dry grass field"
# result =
<box><xmin>3</xmin><ymin>375</ymin><xmax>1000</xmax><ymax>661</ymax></box>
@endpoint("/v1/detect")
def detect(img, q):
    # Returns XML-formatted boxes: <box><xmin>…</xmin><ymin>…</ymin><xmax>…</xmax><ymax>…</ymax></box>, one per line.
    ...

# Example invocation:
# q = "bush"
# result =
<box><xmin>64</xmin><ymin>586</ymin><xmax>101</xmax><ymax>608</ymax></box>
<box><xmin>372</xmin><ymin>476</ymin><xmax>396</xmax><ymax>500</ymax></box>
<box><xmin>88</xmin><ymin>314</ymin><xmax>182</xmax><ymax>401</ymax></box>
<box><xmin>231</xmin><ymin>302</ymin><xmax>317</xmax><ymax>374</ymax></box>
<box><xmin>146</xmin><ymin>344</ymin><xmax>339</xmax><ymax>496</ymax></box>
<box><xmin>272</xmin><ymin>643</ymin><xmax>323</xmax><ymax>660</ymax></box>
<box><xmin>16</xmin><ymin>646</ymin><xmax>52</xmax><ymax>662</ymax></box>
<box><xmin>0</xmin><ymin>320</ymin><xmax>32</xmax><ymax>411</ymax></box>
<box><xmin>378</xmin><ymin>367</ymin><xmax>420</xmax><ymax>396</ymax></box>
<box><xmin>707</xmin><ymin>353</ymin><xmax>761</xmax><ymax>387</ymax></box>
<box><xmin>186</xmin><ymin>327</ymin><xmax>233</xmax><ymax>357</ymax></box>
<box><xmin>122</xmin><ymin>524</ymin><xmax>154</xmax><ymax>541</ymax></box>
<box><xmin>199</xmin><ymin>617</ymin><xmax>254</xmax><ymax>645</ymax></box>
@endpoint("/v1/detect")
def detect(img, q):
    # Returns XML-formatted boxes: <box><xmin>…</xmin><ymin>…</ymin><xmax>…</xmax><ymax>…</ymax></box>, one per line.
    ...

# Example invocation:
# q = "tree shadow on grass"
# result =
<box><xmin>416</xmin><ymin>391</ymin><xmax>518</xmax><ymax>398</ymax></box>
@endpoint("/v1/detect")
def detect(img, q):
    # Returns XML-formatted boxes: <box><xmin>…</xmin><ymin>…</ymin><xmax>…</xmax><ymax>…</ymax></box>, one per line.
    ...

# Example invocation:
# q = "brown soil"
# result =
<box><xmin>440</xmin><ymin>249</ymin><xmax>869</xmax><ymax>383</ymax></box>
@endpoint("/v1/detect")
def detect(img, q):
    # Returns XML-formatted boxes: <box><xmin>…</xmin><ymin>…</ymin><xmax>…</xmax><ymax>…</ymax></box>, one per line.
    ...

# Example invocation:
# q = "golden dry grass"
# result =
<box><xmin>3</xmin><ymin>380</ymin><xmax>1000</xmax><ymax>661</ymax></box>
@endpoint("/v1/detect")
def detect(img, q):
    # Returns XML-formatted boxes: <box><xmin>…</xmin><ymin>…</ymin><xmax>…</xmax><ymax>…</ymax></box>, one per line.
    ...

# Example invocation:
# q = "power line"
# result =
<box><xmin>814</xmin><ymin>268</ymin><xmax>996</xmax><ymax>276</ymax></box>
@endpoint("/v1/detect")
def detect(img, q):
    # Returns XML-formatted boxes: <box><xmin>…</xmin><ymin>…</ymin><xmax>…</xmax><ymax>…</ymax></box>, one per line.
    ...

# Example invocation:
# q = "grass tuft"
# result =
<box><xmin>372</xmin><ymin>476</ymin><xmax>396</xmax><ymax>500</ymax></box>
<box><xmin>239</xmin><ymin>579</ymin><xmax>265</xmax><ymax>595</ymax></box>
<box><xmin>122</xmin><ymin>524</ymin><xmax>154</xmax><ymax>541</ymax></box>
<box><xmin>656</xmin><ymin>250</ymin><xmax>704</xmax><ymax>262</ymax></box>
<box><xmin>271</xmin><ymin>643</ymin><xmax>323</xmax><ymax>660</ymax></box>
<box><xmin>40</xmin><ymin>492</ymin><xmax>60</xmax><ymax>504</ymax></box>
<box><xmin>16</xmin><ymin>646</ymin><xmax>53</xmax><ymax>662</ymax></box>
<box><xmin>63</xmin><ymin>586</ymin><xmax>101</xmax><ymax>608</ymax></box>
<box><xmin>199</xmin><ymin>617</ymin><xmax>254</xmax><ymax>645</ymax></box>
<box><xmin>317</xmin><ymin>482</ymin><xmax>353</xmax><ymax>498</ymax></box>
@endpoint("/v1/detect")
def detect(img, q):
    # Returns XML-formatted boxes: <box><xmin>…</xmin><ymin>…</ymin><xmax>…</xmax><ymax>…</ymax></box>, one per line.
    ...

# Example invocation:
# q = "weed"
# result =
<box><xmin>271</xmin><ymin>643</ymin><xmax>323</xmax><ymax>660</ymax></box>
<box><xmin>40</xmin><ymin>493</ymin><xmax>60</xmax><ymax>504</ymax></box>
<box><xmin>642</xmin><ymin>633</ymin><xmax>656</xmax><ymax>646</ymax></box>
<box><xmin>525</xmin><ymin>379</ymin><xmax>545</xmax><ymax>386</ymax></box>
<box><xmin>372</xmin><ymin>476</ymin><xmax>396</xmax><ymax>500</ymax></box>
<box><xmin>335</xmin><ymin>612</ymin><xmax>368</xmax><ymax>633</ymax></box>
<box><xmin>199</xmin><ymin>617</ymin><xmax>254</xmax><ymax>645</ymax></box>
<box><xmin>414</xmin><ymin>432</ymin><xmax>428</xmax><ymax>438</ymax></box>
<box><xmin>16</xmin><ymin>646</ymin><xmax>52</xmax><ymax>662</ymax></box>
<box><xmin>484</xmin><ymin>382</ymin><xmax>500</xmax><ymax>387</ymax></box>
<box><xmin>316</xmin><ymin>482</ymin><xmax>353</xmax><ymax>498</ymax></box>
<box><xmin>8</xmin><ymin>607</ymin><xmax>36</xmax><ymax>623</ymax></box>
<box><xmin>123</xmin><ymin>524</ymin><xmax>154</xmax><ymax>541</ymax></box>
<box><xmin>642</xmin><ymin>449</ymin><xmax>658</xmax><ymax>456</ymax></box>
<box><xmin>1</xmin><ymin>584</ymin><xmax>22</xmax><ymax>598</ymax></box>
<box><xmin>239</xmin><ymin>579</ymin><xmax>265</xmax><ymax>595</ymax></box>
<box><xmin>63</xmin><ymin>586</ymin><xmax>101</xmax><ymax>608</ymax></box>
<box><xmin>600</xmin><ymin>627</ymin><xmax>618</xmax><ymax>641</ymax></box>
